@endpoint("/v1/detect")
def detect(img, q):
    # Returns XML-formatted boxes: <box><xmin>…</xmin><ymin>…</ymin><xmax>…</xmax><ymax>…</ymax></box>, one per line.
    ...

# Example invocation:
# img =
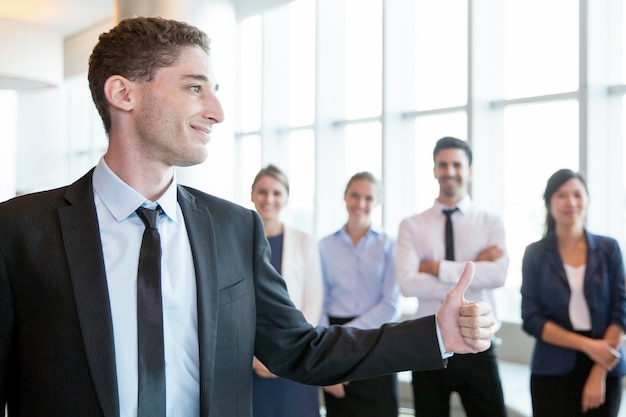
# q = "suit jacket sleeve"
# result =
<box><xmin>0</xmin><ymin>254</ymin><xmax>13</xmax><ymax>408</ymax></box>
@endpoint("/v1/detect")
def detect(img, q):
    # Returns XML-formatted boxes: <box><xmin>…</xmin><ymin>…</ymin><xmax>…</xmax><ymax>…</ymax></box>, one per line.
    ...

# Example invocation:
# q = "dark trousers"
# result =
<box><xmin>411</xmin><ymin>345</ymin><xmax>506</xmax><ymax>417</ymax></box>
<box><xmin>323</xmin><ymin>374</ymin><xmax>399</xmax><ymax>417</ymax></box>
<box><xmin>531</xmin><ymin>351</ymin><xmax>623</xmax><ymax>417</ymax></box>
<box><xmin>324</xmin><ymin>315</ymin><xmax>399</xmax><ymax>417</ymax></box>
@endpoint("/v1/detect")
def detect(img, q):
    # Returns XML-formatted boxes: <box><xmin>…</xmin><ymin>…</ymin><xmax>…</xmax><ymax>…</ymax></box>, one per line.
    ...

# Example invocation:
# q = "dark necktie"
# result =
<box><xmin>443</xmin><ymin>207</ymin><xmax>459</xmax><ymax>261</ymax></box>
<box><xmin>135</xmin><ymin>206</ymin><xmax>166</xmax><ymax>417</ymax></box>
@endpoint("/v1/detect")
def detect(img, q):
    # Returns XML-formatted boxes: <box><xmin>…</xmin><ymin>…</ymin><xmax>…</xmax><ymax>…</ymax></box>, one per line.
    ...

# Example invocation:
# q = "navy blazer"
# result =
<box><xmin>521</xmin><ymin>230</ymin><xmax>626</xmax><ymax>376</ymax></box>
<box><xmin>0</xmin><ymin>169</ymin><xmax>444</xmax><ymax>417</ymax></box>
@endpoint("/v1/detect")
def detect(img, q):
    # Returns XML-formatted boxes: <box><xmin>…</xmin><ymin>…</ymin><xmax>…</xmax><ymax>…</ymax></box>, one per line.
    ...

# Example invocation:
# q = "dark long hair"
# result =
<box><xmin>543</xmin><ymin>168</ymin><xmax>588</xmax><ymax>235</ymax></box>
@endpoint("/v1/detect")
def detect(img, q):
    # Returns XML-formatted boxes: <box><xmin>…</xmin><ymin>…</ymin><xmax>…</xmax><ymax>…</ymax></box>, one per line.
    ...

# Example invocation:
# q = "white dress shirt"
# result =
<box><xmin>396</xmin><ymin>196</ymin><xmax>508</xmax><ymax>326</ymax></box>
<box><xmin>92</xmin><ymin>158</ymin><xmax>199</xmax><ymax>417</ymax></box>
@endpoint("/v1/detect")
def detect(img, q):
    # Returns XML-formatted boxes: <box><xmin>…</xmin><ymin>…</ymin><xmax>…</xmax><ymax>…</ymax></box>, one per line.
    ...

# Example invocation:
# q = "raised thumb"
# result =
<box><xmin>448</xmin><ymin>261</ymin><xmax>475</xmax><ymax>299</ymax></box>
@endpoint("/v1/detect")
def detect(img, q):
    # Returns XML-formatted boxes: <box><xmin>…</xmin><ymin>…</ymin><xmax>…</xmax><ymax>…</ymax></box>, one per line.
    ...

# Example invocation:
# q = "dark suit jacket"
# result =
<box><xmin>521</xmin><ymin>230</ymin><xmax>626</xmax><ymax>376</ymax></box>
<box><xmin>0</xmin><ymin>169</ymin><xmax>443</xmax><ymax>417</ymax></box>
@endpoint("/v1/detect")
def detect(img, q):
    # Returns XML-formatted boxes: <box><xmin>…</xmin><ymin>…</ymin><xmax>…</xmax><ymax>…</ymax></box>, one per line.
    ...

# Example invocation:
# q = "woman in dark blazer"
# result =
<box><xmin>521</xmin><ymin>169</ymin><xmax>626</xmax><ymax>417</ymax></box>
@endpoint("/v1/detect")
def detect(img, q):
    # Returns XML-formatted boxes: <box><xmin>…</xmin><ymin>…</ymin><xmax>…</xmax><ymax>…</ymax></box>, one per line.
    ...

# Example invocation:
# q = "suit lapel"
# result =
<box><xmin>583</xmin><ymin>231</ymin><xmax>600</xmax><ymax>294</ymax></box>
<box><xmin>178</xmin><ymin>186</ymin><xmax>219</xmax><ymax>417</ymax></box>
<box><xmin>59</xmin><ymin>170</ymin><xmax>120</xmax><ymax>417</ymax></box>
<box><xmin>544</xmin><ymin>232</ymin><xmax>568</xmax><ymax>284</ymax></box>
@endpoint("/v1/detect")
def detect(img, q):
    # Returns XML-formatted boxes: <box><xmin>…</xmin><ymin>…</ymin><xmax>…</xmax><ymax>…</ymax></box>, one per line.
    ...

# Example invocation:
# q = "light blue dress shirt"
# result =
<box><xmin>92</xmin><ymin>158</ymin><xmax>199</xmax><ymax>417</ymax></box>
<box><xmin>318</xmin><ymin>226</ymin><xmax>400</xmax><ymax>329</ymax></box>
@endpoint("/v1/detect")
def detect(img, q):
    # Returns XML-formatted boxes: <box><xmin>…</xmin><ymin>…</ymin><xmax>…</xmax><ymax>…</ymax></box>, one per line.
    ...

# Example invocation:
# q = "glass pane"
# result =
<box><xmin>413</xmin><ymin>112</ymin><xmax>467</xmax><ymax>212</ymax></box>
<box><xmin>623</xmin><ymin>1</ymin><xmax>626</xmax><ymax>83</ymax></box>
<box><xmin>284</xmin><ymin>130</ymin><xmax>316</xmax><ymax>233</ymax></box>
<box><xmin>623</xmin><ymin>97</ymin><xmax>626</xmax><ymax>246</ymax></box>
<box><xmin>344</xmin><ymin>122</ymin><xmax>383</xmax><ymax>225</ymax></box>
<box><xmin>502</xmin><ymin>100</ymin><xmax>578</xmax><ymax>319</ymax></box>
<box><xmin>503</xmin><ymin>0</ymin><xmax>578</xmax><ymax>99</ymax></box>
<box><xmin>414</xmin><ymin>0</ymin><xmax>468</xmax><ymax>110</ymax></box>
<box><xmin>288</xmin><ymin>0</ymin><xmax>316</xmax><ymax>127</ymax></box>
<box><xmin>237</xmin><ymin>134</ymin><xmax>262</xmax><ymax>208</ymax></box>
<box><xmin>345</xmin><ymin>0</ymin><xmax>383</xmax><ymax>119</ymax></box>
<box><xmin>238</xmin><ymin>16</ymin><xmax>262</xmax><ymax>132</ymax></box>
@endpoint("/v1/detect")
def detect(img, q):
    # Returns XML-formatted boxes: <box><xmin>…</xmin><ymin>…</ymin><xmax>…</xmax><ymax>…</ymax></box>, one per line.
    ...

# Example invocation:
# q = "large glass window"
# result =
<box><xmin>284</xmin><ymin>130</ymin><xmax>316</xmax><ymax>232</ymax></box>
<box><xmin>287</xmin><ymin>0</ymin><xmax>316</xmax><ymax>127</ymax></box>
<box><xmin>500</xmin><ymin>100</ymin><xmax>579</xmax><ymax>319</ymax></box>
<box><xmin>503</xmin><ymin>0</ymin><xmax>579</xmax><ymax>99</ymax></box>
<box><xmin>236</xmin><ymin>134</ymin><xmax>262</xmax><ymax>208</ymax></box>
<box><xmin>234</xmin><ymin>0</ymin><xmax>626</xmax><ymax>323</ymax></box>
<box><xmin>622</xmin><ymin>98</ymin><xmax>626</xmax><ymax>248</ymax></box>
<box><xmin>344</xmin><ymin>0</ymin><xmax>383</xmax><ymax>119</ymax></box>
<box><xmin>414</xmin><ymin>1</ymin><xmax>468</xmax><ymax>110</ymax></box>
<box><xmin>237</xmin><ymin>16</ymin><xmax>262</xmax><ymax>133</ymax></box>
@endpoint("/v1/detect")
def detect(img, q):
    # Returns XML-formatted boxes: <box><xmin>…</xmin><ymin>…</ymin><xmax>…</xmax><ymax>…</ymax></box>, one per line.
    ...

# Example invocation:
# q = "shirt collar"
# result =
<box><xmin>92</xmin><ymin>157</ymin><xmax>179</xmax><ymax>223</ymax></box>
<box><xmin>337</xmin><ymin>224</ymin><xmax>381</xmax><ymax>240</ymax></box>
<box><xmin>433</xmin><ymin>194</ymin><xmax>472</xmax><ymax>214</ymax></box>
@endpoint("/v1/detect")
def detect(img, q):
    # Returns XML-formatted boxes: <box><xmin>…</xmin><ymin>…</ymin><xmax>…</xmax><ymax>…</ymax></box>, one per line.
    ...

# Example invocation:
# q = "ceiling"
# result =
<box><xmin>0</xmin><ymin>0</ymin><xmax>292</xmax><ymax>89</ymax></box>
<box><xmin>0</xmin><ymin>0</ymin><xmax>294</xmax><ymax>38</ymax></box>
<box><xmin>0</xmin><ymin>0</ymin><xmax>113</xmax><ymax>37</ymax></box>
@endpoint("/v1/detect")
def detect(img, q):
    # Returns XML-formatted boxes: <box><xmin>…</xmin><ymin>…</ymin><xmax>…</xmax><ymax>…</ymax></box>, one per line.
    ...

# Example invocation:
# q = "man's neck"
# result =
<box><xmin>437</xmin><ymin>194</ymin><xmax>465</xmax><ymax>207</ymax></box>
<box><xmin>103</xmin><ymin>152</ymin><xmax>174</xmax><ymax>202</ymax></box>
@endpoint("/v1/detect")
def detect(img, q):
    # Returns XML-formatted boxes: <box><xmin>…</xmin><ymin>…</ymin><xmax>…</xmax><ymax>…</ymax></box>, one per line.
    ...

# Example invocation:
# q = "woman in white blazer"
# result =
<box><xmin>250</xmin><ymin>164</ymin><xmax>324</xmax><ymax>417</ymax></box>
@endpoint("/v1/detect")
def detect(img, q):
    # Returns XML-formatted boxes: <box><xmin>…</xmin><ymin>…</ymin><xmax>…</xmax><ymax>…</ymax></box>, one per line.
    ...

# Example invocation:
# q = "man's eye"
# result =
<box><xmin>190</xmin><ymin>85</ymin><xmax>201</xmax><ymax>93</ymax></box>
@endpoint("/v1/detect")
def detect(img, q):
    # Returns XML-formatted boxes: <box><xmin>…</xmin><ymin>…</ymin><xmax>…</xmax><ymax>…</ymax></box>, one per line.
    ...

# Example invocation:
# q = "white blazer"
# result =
<box><xmin>281</xmin><ymin>226</ymin><xmax>324</xmax><ymax>326</ymax></box>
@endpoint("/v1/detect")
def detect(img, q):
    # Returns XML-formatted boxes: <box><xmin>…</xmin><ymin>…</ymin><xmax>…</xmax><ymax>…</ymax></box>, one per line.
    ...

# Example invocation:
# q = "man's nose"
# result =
<box><xmin>203</xmin><ymin>92</ymin><xmax>225</xmax><ymax>124</ymax></box>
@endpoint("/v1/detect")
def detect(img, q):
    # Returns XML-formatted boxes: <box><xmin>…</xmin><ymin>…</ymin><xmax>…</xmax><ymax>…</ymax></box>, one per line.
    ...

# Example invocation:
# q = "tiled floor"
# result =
<box><xmin>320</xmin><ymin>407</ymin><xmax>415</xmax><ymax>416</ymax></box>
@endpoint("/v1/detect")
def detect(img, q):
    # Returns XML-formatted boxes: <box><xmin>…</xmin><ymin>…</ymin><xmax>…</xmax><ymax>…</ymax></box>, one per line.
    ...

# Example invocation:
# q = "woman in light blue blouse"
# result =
<box><xmin>319</xmin><ymin>171</ymin><xmax>401</xmax><ymax>417</ymax></box>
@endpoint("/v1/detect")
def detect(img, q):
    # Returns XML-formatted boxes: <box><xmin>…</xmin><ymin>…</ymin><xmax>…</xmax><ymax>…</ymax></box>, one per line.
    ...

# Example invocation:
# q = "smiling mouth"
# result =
<box><xmin>191</xmin><ymin>124</ymin><xmax>211</xmax><ymax>137</ymax></box>
<box><xmin>191</xmin><ymin>126</ymin><xmax>211</xmax><ymax>143</ymax></box>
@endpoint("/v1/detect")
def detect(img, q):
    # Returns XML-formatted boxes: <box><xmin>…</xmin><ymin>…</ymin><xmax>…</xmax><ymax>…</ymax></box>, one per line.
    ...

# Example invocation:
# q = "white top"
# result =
<box><xmin>564</xmin><ymin>263</ymin><xmax>592</xmax><ymax>331</ymax></box>
<box><xmin>396</xmin><ymin>196</ymin><xmax>508</xmax><ymax>327</ymax></box>
<box><xmin>281</xmin><ymin>226</ymin><xmax>324</xmax><ymax>325</ymax></box>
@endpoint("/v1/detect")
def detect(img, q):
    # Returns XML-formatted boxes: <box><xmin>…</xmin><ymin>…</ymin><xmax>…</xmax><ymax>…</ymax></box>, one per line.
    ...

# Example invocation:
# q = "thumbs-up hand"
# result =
<box><xmin>435</xmin><ymin>262</ymin><xmax>495</xmax><ymax>354</ymax></box>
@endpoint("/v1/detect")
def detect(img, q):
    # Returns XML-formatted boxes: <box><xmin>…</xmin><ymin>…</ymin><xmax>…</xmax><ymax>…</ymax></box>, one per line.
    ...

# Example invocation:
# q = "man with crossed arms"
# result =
<box><xmin>397</xmin><ymin>136</ymin><xmax>509</xmax><ymax>417</ymax></box>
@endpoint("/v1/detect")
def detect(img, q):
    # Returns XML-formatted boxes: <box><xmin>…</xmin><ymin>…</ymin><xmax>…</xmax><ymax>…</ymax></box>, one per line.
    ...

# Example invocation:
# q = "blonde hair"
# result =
<box><xmin>251</xmin><ymin>164</ymin><xmax>290</xmax><ymax>195</ymax></box>
<box><xmin>344</xmin><ymin>171</ymin><xmax>381</xmax><ymax>201</ymax></box>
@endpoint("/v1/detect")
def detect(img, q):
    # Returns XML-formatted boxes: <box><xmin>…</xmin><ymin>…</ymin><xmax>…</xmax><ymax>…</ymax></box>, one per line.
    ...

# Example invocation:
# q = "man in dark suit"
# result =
<box><xmin>0</xmin><ymin>17</ymin><xmax>495</xmax><ymax>417</ymax></box>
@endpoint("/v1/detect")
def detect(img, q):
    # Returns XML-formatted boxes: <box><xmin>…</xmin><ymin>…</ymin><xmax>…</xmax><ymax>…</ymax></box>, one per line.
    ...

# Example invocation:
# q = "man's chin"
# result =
<box><xmin>173</xmin><ymin>150</ymin><xmax>209</xmax><ymax>167</ymax></box>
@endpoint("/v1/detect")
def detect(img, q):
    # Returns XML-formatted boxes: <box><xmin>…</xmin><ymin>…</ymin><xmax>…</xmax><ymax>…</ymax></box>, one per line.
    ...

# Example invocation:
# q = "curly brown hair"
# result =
<box><xmin>87</xmin><ymin>16</ymin><xmax>211</xmax><ymax>135</ymax></box>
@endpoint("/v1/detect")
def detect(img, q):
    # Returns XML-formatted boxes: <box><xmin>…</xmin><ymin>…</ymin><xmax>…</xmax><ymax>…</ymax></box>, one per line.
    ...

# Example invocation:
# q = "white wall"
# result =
<box><xmin>0</xmin><ymin>91</ymin><xmax>17</xmax><ymax>202</ymax></box>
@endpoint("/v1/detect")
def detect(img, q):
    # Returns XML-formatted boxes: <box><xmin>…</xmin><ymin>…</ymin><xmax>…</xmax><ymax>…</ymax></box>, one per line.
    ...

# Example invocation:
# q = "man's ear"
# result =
<box><xmin>104</xmin><ymin>75</ymin><xmax>135</xmax><ymax>111</ymax></box>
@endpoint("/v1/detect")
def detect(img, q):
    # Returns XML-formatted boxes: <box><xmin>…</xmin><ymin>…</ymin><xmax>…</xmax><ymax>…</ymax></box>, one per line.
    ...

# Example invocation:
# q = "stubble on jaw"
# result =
<box><xmin>134</xmin><ymin>91</ymin><xmax>209</xmax><ymax>168</ymax></box>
